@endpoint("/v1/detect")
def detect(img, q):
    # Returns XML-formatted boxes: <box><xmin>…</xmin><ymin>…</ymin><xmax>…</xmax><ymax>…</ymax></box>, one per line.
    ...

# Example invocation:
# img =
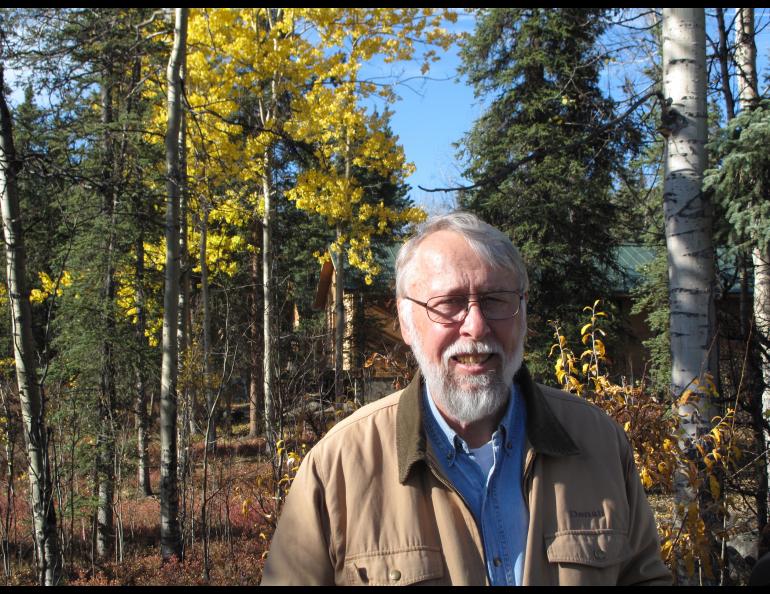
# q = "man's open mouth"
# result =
<box><xmin>452</xmin><ymin>354</ymin><xmax>493</xmax><ymax>365</ymax></box>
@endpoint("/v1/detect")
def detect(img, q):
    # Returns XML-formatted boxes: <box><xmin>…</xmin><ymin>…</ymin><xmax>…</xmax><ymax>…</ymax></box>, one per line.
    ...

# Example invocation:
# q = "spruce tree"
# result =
<box><xmin>457</xmin><ymin>8</ymin><xmax>639</xmax><ymax>376</ymax></box>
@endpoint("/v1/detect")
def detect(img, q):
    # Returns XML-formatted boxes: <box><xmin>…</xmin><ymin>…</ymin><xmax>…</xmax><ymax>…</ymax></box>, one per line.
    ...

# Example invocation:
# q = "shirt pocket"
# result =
<box><xmin>344</xmin><ymin>546</ymin><xmax>445</xmax><ymax>585</ymax></box>
<box><xmin>545</xmin><ymin>529</ymin><xmax>630</xmax><ymax>568</ymax></box>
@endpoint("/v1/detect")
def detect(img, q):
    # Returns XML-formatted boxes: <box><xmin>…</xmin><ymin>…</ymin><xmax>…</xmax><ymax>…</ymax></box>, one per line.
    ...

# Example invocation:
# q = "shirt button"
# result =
<box><xmin>493</xmin><ymin>557</ymin><xmax>502</xmax><ymax>567</ymax></box>
<box><xmin>594</xmin><ymin>548</ymin><xmax>606</xmax><ymax>561</ymax></box>
<box><xmin>506</xmin><ymin>442</ymin><xmax>513</xmax><ymax>449</ymax></box>
<box><xmin>389</xmin><ymin>569</ymin><xmax>401</xmax><ymax>582</ymax></box>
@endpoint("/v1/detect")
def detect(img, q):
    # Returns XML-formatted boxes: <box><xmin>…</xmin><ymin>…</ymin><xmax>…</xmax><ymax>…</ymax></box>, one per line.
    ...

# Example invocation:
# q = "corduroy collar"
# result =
<box><xmin>397</xmin><ymin>364</ymin><xmax>580</xmax><ymax>484</ymax></box>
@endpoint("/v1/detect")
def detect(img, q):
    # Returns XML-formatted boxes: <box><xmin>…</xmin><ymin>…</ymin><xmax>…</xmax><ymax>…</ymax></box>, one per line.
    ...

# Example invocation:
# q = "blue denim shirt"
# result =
<box><xmin>423</xmin><ymin>383</ymin><xmax>529</xmax><ymax>586</ymax></box>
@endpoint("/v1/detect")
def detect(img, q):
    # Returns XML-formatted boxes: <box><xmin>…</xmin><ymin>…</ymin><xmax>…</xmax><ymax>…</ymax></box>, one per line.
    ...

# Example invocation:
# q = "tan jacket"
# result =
<box><xmin>261</xmin><ymin>366</ymin><xmax>671</xmax><ymax>586</ymax></box>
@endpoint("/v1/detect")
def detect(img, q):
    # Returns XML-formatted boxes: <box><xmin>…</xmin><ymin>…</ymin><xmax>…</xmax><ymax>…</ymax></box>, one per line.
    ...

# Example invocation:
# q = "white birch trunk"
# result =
<box><xmin>160</xmin><ymin>7</ymin><xmax>187</xmax><ymax>561</ymax></box>
<box><xmin>0</xmin><ymin>65</ymin><xmax>61</xmax><ymax>585</ymax></box>
<box><xmin>735</xmin><ymin>8</ymin><xmax>757</xmax><ymax>109</ymax></box>
<box><xmin>260</xmin><ymin>9</ymin><xmax>282</xmax><ymax>455</ymax></box>
<box><xmin>663</xmin><ymin>7</ymin><xmax>716</xmax><ymax>424</ymax></box>
<box><xmin>334</xmin><ymin>227</ymin><xmax>345</xmax><ymax>401</ymax></box>
<box><xmin>662</xmin><ymin>8</ymin><xmax>717</xmax><ymax>583</ymax></box>
<box><xmin>176</xmin><ymin>53</ymin><xmax>192</xmax><ymax>508</ymax></box>
<box><xmin>262</xmin><ymin>156</ymin><xmax>276</xmax><ymax>454</ymax></box>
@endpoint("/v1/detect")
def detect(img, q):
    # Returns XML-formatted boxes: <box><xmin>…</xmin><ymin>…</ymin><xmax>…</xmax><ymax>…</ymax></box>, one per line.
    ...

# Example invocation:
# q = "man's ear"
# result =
<box><xmin>396</xmin><ymin>298</ymin><xmax>413</xmax><ymax>347</ymax></box>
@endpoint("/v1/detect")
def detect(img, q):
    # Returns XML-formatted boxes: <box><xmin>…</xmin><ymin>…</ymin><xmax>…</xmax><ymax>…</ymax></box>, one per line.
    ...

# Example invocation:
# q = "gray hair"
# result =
<box><xmin>395</xmin><ymin>211</ymin><xmax>529</xmax><ymax>298</ymax></box>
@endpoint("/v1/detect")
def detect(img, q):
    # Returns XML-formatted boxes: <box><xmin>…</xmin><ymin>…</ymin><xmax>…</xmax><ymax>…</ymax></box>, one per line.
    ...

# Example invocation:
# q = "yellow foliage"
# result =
<box><xmin>30</xmin><ymin>270</ymin><xmax>72</xmax><ymax>304</ymax></box>
<box><xmin>551</xmin><ymin>300</ymin><xmax>740</xmax><ymax>578</ymax></box>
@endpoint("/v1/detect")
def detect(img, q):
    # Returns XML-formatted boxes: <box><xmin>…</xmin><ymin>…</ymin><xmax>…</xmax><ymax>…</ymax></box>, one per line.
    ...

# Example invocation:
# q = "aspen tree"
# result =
<box><xmin>662</xmin><ymin>7</ymin><xmax>717</xmax><ymax>583</ymax></box>
<box><xmin>160</xmin><ymin>6</ymin><xmax>187</xmax><ymax>562</ymax></box>
<box><xmin>0</xmin><ymin>65</ymin><xmax>61</xmax><ymax>585</ymax></box>
<box><xmin>735</xmin><ymin>7</ymin><xmax>770</xmax><ymax>533</ymax></box>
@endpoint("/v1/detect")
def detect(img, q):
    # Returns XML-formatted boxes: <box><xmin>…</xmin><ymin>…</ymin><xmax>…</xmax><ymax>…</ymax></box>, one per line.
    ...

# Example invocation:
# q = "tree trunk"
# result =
<box><xmin>125</xmin><ymin>50</ymin><xmax>152</xmax><ymax>499</ymax></box>
<box><xmin>0</xmin><ymin>64</ymin><xmax>61</xmax><ymax>585</ymax></box>
<box><xmin>755</xmin><ymin>246</ymin><xmax>770</xmax><ymax>522</ymax></box>
<box><xmin>176</xmin><ymin>51</ymin><xmax>192</xmax><ymax>493</ymax></box>
<box><xmin>262</xmin><ymin>154</ymin><xmax>276</xmax><ymax>454</ymax></box>
<box><xmin>249</xmin><ymin>220</ymin><xmax>262</xmax><ymax>437</ymax></box>
<box><xmin>735</xmin><ymin>5</ymin><xmax>770</xmax><ymax>541</ymax></box>
<box><xmin>134</xmin><ymin>227</ymin><xmax>152</xmax><ymax>496</ymax></box>
<box><xmin>715</xmin><ymin>8</ymin><xmax>735</xmax><ymax>121</ymax></box>
<box><xmin>662</xmin><ymin>7</ymin><xmax>717</xmax><ymax>584</ymax></box>
<box><xmin>334</xmin><ymin>133</ymin><xmax>352</xmax><ymax>402</ymax></box>
<box><xmin>96</xmin><ymin>69</ymin><xmax>117</xmax><ymax>563</ymax></box>
<box><xmin>334</xmin><ymin>229</ymin><xmax>345</xmax><ymax>402</ymax></box>
<box><xmin>160</xmin><ymin>7</ymin><xmax>187</xmax><ymax>562</ymax></box>
<box><xmin>735</xmin><ymin>8</ymin><xmax>758</xmax><ymax>110</ymax></box>
<box><xmin>200</xmin><ymin>202</ymin><xmax>216</xmax><ymax>451</ymax></box>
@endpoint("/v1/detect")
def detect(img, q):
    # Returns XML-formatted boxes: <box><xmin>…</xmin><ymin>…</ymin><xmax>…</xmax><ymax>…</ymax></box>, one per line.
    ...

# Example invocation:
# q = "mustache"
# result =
<box><xmin>442</xmin><ymin>339</ymin><xmax>503</xmax><ymax>365</ymax></box>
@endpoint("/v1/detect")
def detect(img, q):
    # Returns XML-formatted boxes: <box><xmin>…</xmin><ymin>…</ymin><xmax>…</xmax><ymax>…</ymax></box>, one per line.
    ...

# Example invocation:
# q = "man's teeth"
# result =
<box><xmin>455</xmin><ymin>354</ymin><xmax>490</xmax><ymax>364</ymax></box>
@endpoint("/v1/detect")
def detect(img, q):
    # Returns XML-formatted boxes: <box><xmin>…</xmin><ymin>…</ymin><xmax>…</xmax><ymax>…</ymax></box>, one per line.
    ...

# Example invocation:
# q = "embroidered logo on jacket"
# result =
<box><xmin>569</xmin><ymin>509</ymin><xmax>605</xmax><ymax>519</ymax></box>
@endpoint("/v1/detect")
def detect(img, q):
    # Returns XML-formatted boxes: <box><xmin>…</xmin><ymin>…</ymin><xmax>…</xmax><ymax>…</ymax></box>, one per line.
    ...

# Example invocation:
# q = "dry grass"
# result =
<box><xmin>0</xmin><ymin>429</ymin><xmax>276</xmax><ymax>586</ymax></box>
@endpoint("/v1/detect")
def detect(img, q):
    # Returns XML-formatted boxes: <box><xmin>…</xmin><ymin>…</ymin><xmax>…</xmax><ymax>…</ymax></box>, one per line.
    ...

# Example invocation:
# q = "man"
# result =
<box><xmin>261</xmin><ymin>212</ymin><xmax>671</xmax><ymax>586</ymax></box>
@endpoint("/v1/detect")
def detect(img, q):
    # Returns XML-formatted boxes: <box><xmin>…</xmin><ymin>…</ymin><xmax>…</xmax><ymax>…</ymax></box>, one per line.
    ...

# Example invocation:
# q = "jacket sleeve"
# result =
<box><xmin>618</xmin><ymin>432</ymin><xmax>673</xmax><ymax>586</ymax></box>
<box><xmin>260</xmin><ymin>449</ymin><xmax>336</xmax><ymax>586</ymax></box>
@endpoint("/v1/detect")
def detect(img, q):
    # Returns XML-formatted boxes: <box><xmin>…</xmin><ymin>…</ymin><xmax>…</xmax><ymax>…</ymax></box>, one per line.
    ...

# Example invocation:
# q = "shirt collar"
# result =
<box><xmin>397</xmin><ymin>364</ymin><xmax>581</xmax><ymax>484</ymax></box>
<box><xmin>422</xmin><ymin>381</ymin><xmax>521</xmax><ymax>456</ymax></box>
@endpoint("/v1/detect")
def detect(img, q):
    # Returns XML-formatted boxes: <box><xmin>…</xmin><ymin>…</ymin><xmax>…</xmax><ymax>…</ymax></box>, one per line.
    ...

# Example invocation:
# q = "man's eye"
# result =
<box><xmin>433</xmin><ymin>297</ymin><xmax>466</xmax><ymax>309</ymax></box>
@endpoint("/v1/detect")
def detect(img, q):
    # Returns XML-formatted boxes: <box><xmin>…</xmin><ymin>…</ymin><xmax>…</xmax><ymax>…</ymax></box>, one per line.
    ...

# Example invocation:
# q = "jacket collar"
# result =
<box><xmin>397</xmin><ymin>364</ymin><xmax>580</xmax><ymax>484</ymax></box>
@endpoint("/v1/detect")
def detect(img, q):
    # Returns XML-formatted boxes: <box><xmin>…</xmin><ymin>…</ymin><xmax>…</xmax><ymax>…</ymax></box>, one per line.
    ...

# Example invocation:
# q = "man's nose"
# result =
<box><xmin>460</xmin><ymin>300</ymin><xmax>490</xmax><ymax>339</ymax></box>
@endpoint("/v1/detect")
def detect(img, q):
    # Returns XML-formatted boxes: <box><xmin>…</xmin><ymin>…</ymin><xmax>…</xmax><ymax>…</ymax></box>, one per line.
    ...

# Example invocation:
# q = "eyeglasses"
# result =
<box><xmin>403</xmin><ymin>291</ymin><xmax>524</xmax><ymax>325</ymax></box>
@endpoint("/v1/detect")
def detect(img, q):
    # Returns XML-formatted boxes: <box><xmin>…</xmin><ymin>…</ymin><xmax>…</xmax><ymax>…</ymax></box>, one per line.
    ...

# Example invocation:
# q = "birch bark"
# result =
<box><xmin>0</xmin><ymin>64</ymin><xmax>61</xmax><ymax>585</ymax></box>
<box><xmin>160</xmin><ymin>7</ymin><xmax>188</xmax><ymax>561</ymax></box>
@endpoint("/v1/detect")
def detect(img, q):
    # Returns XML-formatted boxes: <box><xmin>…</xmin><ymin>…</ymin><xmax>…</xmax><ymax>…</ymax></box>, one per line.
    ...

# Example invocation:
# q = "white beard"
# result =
<box><xmin>404</xmin><ymin>310</ymin><xmax>524</xmax><ymax>425</ymax></box>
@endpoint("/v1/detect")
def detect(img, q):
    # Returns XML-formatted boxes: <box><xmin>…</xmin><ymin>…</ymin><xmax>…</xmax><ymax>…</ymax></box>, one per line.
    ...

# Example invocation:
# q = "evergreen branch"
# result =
<box><xmin>419</xmin><ymin>89</ymin><xmax>661</xmax><ymax>193</ymax></box>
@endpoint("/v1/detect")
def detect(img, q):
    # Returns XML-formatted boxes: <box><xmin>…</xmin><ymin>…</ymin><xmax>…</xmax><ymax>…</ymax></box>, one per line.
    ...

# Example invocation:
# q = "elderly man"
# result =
<box><xmin>261</xmin><ymin>213</ymin><xmax>670</xmax><ymax>586</ymax></box>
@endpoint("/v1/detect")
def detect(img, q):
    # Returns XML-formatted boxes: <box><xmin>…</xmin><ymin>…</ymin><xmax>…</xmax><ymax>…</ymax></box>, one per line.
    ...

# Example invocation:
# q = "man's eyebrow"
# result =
<box><xmin>461</xmin><ymin>289</ymin><xmax>518</xmax><ymax>294</ymax></box>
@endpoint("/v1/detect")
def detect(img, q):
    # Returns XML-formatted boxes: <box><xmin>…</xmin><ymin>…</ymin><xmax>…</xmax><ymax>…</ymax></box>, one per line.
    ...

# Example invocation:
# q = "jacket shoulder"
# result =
<box><xmin>323</xmin><ymin>390</ymin><xmax>402</xmax><ymax>439</ymax></box>
<box><xmin>302</xmin><ymin>389</ymin><xmax>403</xmax><ymax>472</ymax></box>
<box><xmin>535</xmin><ymin>383</ymin><xmax>630</xmax><ymax>452</ymax></box>
<box><xmin>538</xmin><ymin>383</ymin><xmax>623</xmax><ymax>425</ymax></box>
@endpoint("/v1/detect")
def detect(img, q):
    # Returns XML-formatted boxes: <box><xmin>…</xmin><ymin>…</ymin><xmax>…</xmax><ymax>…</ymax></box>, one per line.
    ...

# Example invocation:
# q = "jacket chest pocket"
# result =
<box><xmin>545</xmin><ymin>530</ymin><xmax>630</xmax><ymax>567</ymax></box>
<box><xmin>344</xmin><ymin>547</ymin><xmax>445</xmax><ymax>585</ymax></box>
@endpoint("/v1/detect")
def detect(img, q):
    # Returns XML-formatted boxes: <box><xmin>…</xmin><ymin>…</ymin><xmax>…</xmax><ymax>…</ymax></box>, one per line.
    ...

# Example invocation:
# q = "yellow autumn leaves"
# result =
<box><xmin>29</xmin><ymin>271</ymin><xmax>72</xmax><ymax>304</ymax></box>
<box><xmin>549</xmin><ymin>301</ymin><xmax>742</xmax><ymax>580</ymax></box>
<box><xmin>142</xmin><ymin>8</ymin><xmax>454</xmax><ymax>292</ymax></box>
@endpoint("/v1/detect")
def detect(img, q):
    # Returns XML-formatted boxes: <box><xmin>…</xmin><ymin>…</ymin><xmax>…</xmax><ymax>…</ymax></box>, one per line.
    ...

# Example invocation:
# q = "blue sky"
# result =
<box><xmin>387</xmin><ymin>32</ymin><xmax>477</xmax><ymax>215</ymax></box>
<box><xmin>359</xmin><ymin>9</ymin><xmax>477</xmax><ymax>215</ymax></box>
<box><xmin>382</xmin><ymin>8</ymin><xmax>770</xmax><ymax>215</ymax></box>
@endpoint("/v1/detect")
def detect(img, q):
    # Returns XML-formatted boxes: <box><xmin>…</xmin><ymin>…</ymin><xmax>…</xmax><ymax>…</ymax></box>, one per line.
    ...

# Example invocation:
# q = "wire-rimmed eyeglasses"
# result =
<box><xmin>403</xmin><ymin>291</ymin><xmax>524</xmax><ymax>325</ymax></box>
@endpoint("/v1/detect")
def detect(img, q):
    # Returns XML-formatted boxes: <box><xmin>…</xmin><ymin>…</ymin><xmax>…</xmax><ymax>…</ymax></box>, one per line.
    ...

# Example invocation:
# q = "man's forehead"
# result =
<box><xmin>410</xmin><ymin>231</ymin><xmax>474</xmax><ymax>271</ymax></box>
<box><xmin>407</xmin><ymin>231</ymin><xmax>516</xmax><ymax>295</ymax></box>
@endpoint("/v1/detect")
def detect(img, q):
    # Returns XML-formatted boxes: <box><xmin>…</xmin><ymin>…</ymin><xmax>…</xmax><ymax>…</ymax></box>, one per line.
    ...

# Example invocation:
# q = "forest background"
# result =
<box><xmin>0</xmin><ymin>7</ymin><xmax>768</xmax><ymax>586</ymax></box>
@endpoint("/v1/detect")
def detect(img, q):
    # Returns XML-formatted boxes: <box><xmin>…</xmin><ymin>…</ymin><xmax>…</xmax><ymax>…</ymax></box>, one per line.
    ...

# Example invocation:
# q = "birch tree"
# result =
<box><xmin>159</xmin><ymin>6</ymin><xmax>187</xmax><ymax>562</ymax></box>
<box><xmin>706</xmin><ymin>7</ymin><xmax>770</xmax><ymax>543</ymax></box>
<box><xmin>735</xmin><ymin>7</ymin><xmax>770</xmax><ymax>531</ymax></box>
<box><xmin>661</xmin><ymin>7</ymin><xmax>718</xmax><ymax>583</ymax></box>
<box><xmin>0</xmin><ymin>65</ymin><xmax>61</xmax><ymax>585</ymax></box>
